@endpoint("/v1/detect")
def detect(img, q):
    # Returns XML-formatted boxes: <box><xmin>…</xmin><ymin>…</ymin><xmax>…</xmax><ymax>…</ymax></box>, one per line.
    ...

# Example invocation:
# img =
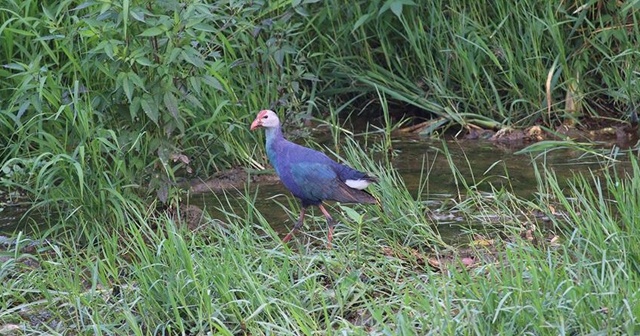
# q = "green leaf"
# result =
<box><xmin>157</xmin><ymin>184</ymin><xmax>169</xmax><ymax>203</ymax></box>
<box><xmin>122</xmin><ymin>74</ymin><xmax>133</xmax><ymax>101</ymax></box>
<box><xmin>168</xmin><ymin>47</ymin><xmax>182</xmax><ymax>63</ymax></box>
<box><xmin>352</xmin><ymin>14</ymin><xmax>371</xmax><ymax>32</ymax></box>
<box><xmin>34</xmin><ymin>35</ymin><xmax>65</xmax><ymax>42</ymax></box>
<box><xmin>3</xmin><ymin>63</ymin><xmax>25</xmax><ymax>71</ymax></box>
<box><xmin>184</xmin><ymin>16</ymin><xmax>204</xmax><ymax>28</ymax></box>
<box><xmin>302</xmin><ymin>73</ymin><xmax>319</xmax><ymax>81</ymax></box>
<box><xmin>181</xmin><ymin>48</ymin><xmax>205</xmax><ymax>68</ymax></box>
<box><xmin>72</xmin><ymin>2</ymin><xmax>92</xmax><ymax>11</ymax></box>
<box><xmin>294</xmin><ymin>6</ymin><xmax>309</xmax><ymax>16</ymax></box>
<box><xmin>135</xmin><ymin>56</ymin><xmax>154</xmax><ymax>66</ymax></box>
<box><xmin>188</xmin><ymin>76</ymin><xmax>201</xmax><ymax>95</ymax></box>
<box><xmin>130</xmin><ymin>96</ymin><xmax>141</xmax><ymax>120</ymax></box>
<box><xmin>390</xmin><ymin>2</ymin><xmax>403</xmax><ymax>17</ymax></box>
<box><xmin>139</xmin><ymin>26</ymin><xmax>166</xmax><ymax>37</ymax></box>
<box><xmin>100</xmin><ymin>2</ymin><xmax>110</xmax><ymax>14</ymax></box>
<box><xmin>130</xmin><ymin>8</ymin><xmax>145</xmax><ymax>22</ymax></box>
<box><xmin>128</xmin><ymin>72</ymin><xmax>145</xmax><ymax>89</ymax></box>
<box><xmin>103</xmin><ymin>42</ymin><xmax>115</xmax><ymax>58</ymax></box>
<box><xmin>17</xmin><ymin>100</ymin><xmax>30</xmax><ymax>119</ymax></box>
<box><xmin>79</xmin><ymin>28</ymin><xmax>97</xmax><ymax>38</ymax></box>
<box><xmin>192</xmin><ymin>23</ymin><xmax>218</xmax><ymax>32</ymax></box>
<box><xmin>202</xmin><ymin>75</ymin><xmax>225</xmax><ymax>92</ymax></box>
<box><xmin>140</xmin><ymin>95</ymin><xmax>159</xmax><ymax>124</ymax></box>
<box><xmin>185</xmin><ymin>94</ymin><xmax>205</xmax><ymax>111</ymax></box>
<box><xmin>274</xmin><ymin>49</ymin><xmax>285</xmax><ymax>67</ymax></box>
<box><xmin>379</xmin><ymin>0</ymin><xmax>416</xmax><ymax>18</ymax></box>
<box><xmin>340</xmin><ymin>205</ymin><xmax>364</xmax><ymax>223</ymax></box>
<box><xmin>163</xmin><ymin>92</ymin><xmax>179</xmax><ymax>119</ymax></box>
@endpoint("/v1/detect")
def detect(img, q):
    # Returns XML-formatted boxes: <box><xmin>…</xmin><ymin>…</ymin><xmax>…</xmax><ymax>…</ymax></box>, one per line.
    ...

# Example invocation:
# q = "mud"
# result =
<box><xmin>400</xmin><ymin>117</ymin><xmax>640</xmax><ymax>149</ymax></box>
<box><xmin>186</xmin><ymin>167</ymin><xmax>280</xmax><ymax>194</ymax></box>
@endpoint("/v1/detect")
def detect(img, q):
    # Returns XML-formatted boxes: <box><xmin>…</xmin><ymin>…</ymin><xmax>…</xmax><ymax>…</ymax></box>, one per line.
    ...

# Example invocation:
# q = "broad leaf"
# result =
<box><xmin>140</xmin><ymin>95</ymin><xmax>159</xmax><ymax>125</ymax></box>
<box><xmin>139</xmin><ymin>26</ymin><xmax>166</xmax><ymax>37</ymax></box>
<box><xmin>163</xmin><ymin>92</ymin><xmax>179</xmax><ymax>119</ymax></box>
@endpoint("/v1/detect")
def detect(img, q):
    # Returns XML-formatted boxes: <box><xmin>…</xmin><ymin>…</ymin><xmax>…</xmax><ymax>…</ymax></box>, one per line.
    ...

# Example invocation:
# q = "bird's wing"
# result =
<box><xmin>289</xmin><ymin>162</ymin><xmax>339</xmax><ymax>202</ymax></box>
<box><xmin>290</xmin><ymin>162</ymin><xmax>376</xmax><ymax>204</ymax></box>
<box><xmin>277</xmin><ymin>141</ymin><xmax>376</xmax><ymax>203</ymax></box>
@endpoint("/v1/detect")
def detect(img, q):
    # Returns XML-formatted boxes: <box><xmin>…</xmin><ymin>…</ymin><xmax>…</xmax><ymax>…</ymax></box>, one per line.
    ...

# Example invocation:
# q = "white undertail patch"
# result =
<box><xmin>345</xmin><ymin>179</ymin><xmax>371</xmax><ymax>190</ymax></box>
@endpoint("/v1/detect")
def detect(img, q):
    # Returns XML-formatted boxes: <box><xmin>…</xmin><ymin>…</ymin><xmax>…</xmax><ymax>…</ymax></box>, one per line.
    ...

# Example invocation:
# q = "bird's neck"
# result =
<box><xmin>264</xmin><ymin>126</ymin><xmax>284</xmax><ymax>148</ymax></box>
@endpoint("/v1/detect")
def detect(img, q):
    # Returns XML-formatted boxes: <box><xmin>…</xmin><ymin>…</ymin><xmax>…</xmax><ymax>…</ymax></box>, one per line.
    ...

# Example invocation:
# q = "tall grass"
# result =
<box><xmin>304</xmin><ymin>0</ymin><xmax>640</xmax><ymax>128</ymax></box>
<box><xmin>2</xmin><ymin>143</ymin><xmax>640</xmax><ymax>334</ymax></box>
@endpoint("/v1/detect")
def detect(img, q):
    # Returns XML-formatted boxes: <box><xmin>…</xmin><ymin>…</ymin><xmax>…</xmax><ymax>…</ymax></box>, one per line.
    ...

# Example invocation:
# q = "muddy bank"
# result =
<box><xmin>399</xmin><ymin>116</ymin><xmax>639</xmax><ymax>149</ymax></box>
<box><xmin>186</xmin><ymin>167</ymin><xmax>280</xmax><ymax>194</ymax></box>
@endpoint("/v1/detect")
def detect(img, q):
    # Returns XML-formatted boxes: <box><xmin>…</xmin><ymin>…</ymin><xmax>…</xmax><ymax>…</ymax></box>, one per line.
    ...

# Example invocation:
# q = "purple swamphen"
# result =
<box><xmin>250</xmin><ymin>110</ymin><xmax>378</xmax><ymax>248</ymax></box>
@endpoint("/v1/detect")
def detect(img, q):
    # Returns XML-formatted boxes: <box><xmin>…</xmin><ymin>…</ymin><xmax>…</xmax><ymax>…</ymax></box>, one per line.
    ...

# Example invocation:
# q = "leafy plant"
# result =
<box><xmin>0</xmin><ymin>0</ymin><xmax>317</xmax><ymax>228</ymax></box>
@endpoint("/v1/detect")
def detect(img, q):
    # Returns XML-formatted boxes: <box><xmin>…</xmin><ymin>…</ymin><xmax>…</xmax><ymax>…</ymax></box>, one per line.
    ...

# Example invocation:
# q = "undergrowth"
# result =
<box><xmin>1</xmin><ymin>141</ymin><xmax>639</xmax><ymax>334</ymax></box>
<box><xmin>1</xmin><ymin>0</ymin><xmax>639</xmax><ymax>333</ymax></box>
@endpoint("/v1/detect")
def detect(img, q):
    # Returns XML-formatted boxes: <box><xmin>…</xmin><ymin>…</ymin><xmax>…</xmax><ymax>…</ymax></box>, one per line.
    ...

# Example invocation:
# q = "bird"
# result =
<box><xmin>250</xmin><ymin>109</ymin><xmax>378</xmax><ymax>248</ymax></box>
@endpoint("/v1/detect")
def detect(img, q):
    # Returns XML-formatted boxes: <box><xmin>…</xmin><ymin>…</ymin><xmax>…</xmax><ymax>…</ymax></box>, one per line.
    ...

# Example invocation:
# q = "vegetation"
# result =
<box><xmin>1</xmin><ymin>0</ymin><xmax>638</xmax><ymax>206</ymax></box>
<box><xmin>2</xmin><ymin>140</ymin><xmax>640</xmax><ymax>334</ymax></box>
<box><xmin>1</xmin><ymin>0</ymin><xmax>640</xmax><ymax>333</ymax></box>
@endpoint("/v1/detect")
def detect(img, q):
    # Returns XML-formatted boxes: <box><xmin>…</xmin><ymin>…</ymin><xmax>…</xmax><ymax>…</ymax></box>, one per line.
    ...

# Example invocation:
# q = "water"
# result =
<box><xmin>0</xmin><ymin>192</ymin><xmax>34</xmax><ymax>232</ymax></box>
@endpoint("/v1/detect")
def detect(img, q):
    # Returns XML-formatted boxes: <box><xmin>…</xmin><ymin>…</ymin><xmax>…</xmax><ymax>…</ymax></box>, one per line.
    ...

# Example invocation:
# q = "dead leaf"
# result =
<box><xmin>0</xmin><ymin>324</ymin><xmax>21</xmax><ymax>335</ymax></box>
<box><xmin>170</xmin><ymin>153</ymin><xmax>190</xmax><ymax>164</ymax></box>
<box><xmin>524</xmin><ymin>229</ymin><xmax>534</xmax><ymax>242</ymax></box>
<box><xmin>472</xmin><ymin>235</ymin><xmax>494</xmax><ymax>247</ymax></box>
<box><xmin>461</xmin><ymin>257</ymin><xmax>475</xmax><ymax>267</ymax></box>
<box><xmin>428</xmin><ymin>258</ymin><xmax>441</xmax><ymax>270</ymax></box>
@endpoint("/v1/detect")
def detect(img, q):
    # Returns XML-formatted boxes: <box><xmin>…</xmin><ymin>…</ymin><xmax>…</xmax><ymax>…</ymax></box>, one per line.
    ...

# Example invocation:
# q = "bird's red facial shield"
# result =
<box><xmin>250</xmin><ymin>110</ymin><xmax>270</xmax><ymax>130</ymax></box>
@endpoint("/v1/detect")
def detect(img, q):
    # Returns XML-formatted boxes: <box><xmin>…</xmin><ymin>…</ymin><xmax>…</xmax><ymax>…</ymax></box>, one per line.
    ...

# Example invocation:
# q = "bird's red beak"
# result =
<box><xmin>250</xmin><ymin>118</ymin><xmax>261</xmax><ymax>131</ymax></box>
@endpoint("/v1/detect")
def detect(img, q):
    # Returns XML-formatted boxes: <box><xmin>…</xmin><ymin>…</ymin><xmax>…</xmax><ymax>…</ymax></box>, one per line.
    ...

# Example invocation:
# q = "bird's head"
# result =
<box><xmin>250</xmin><ymin>109</ymin><xmax>280</xmax><ymax>130</ymax></box>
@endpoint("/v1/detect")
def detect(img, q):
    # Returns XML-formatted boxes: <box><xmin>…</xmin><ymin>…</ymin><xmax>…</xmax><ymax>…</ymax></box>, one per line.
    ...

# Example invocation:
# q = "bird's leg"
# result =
<box><xmin>318</xmin><ymin>204</ymin><xmax>335</xmax><ymax>249</ymax></box>
<box><xmin>282</xmin><ymin>207</ymin><xmax>306</xmax><ymax>243</ymax></box>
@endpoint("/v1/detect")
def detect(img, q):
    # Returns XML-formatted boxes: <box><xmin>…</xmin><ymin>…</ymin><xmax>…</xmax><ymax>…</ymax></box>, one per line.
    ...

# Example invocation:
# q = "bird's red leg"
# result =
<box><xmin>282</xmin><ymin>207</ymin><xmax>306</xmax><ymax>243</ymax></box>
<box><xmin>318</xmin><ymin>204</ymin><xmax>335</xmax><ymax>249</ymax></box>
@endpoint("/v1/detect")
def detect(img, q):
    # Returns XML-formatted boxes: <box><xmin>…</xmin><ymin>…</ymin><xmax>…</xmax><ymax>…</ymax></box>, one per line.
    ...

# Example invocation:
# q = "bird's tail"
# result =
<box><xmin>331</xmin><ymin>182</ymin><xmax>379</xmax><ymax>204</ymax></box>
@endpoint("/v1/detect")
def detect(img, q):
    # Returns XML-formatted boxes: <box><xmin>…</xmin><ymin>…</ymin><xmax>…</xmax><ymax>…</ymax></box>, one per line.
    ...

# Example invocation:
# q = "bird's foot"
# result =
<box><xmin>282</xmin><ymin>231</ymin><xmax>295</xmax><ymax>243</ymax></box>
<box><xmin>326</xmin><ymin>224</ymin><xmax>334</xmax><ymax>249</ymax></box>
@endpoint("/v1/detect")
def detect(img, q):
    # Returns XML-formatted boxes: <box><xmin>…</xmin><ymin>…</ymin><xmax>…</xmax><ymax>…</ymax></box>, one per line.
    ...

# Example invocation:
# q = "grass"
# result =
<box><xmin>304</xmin><ymin>0</ymin><xmax>640</xmax><ymax>127</ymax></box>
<box><xmin>2</xmin><ymin>139</ymin><xmax>640</xmax><ymax>334</ymax></box>
<box><xmin>1</xmin><ymin>0</ymin><xmax>640</xmax><ymax>333</ymax></box>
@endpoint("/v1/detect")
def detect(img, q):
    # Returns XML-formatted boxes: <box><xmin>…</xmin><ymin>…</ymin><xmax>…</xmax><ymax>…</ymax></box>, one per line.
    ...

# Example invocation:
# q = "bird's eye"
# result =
<box><xmin>262</xmin><ymin>115</ymin><xmax>268</xmax><ymax>119</ymax></box>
